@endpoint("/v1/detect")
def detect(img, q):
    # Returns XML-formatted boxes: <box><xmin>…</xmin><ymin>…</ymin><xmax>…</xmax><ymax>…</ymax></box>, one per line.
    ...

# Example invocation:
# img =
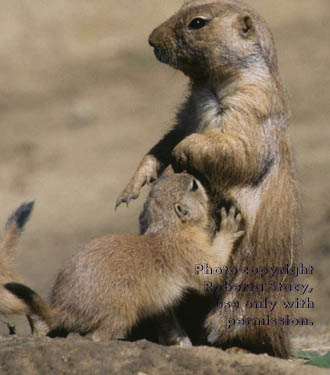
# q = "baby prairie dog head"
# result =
<box><xmin>148</xmin><ymin>0</ymin><xmax>277</xmax><ymax>81</ymax></box>
<box><xmin>140</xmin><ymin>173</ymin><xmax>210</xmax><ymax>234</ymax></box>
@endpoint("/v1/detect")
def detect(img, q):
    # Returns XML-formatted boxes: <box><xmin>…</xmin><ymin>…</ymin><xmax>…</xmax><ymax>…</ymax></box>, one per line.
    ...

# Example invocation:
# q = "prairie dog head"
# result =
<box><xmin>140</xmin><ymin>173</ymin><xmax>210</xmax><ymax>234</ymax></box>
<box><xmin>148</xmin><ymin>0</ymin><xmax>277</xmax><ymax>81</ymax></box>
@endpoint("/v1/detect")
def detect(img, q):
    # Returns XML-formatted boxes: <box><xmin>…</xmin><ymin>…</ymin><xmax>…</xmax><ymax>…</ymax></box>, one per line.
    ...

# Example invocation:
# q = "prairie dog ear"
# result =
<box><xmin>174</xmin><ymin>203</ymin><xmax>191</xmax><ymax>222</ymax></box>
<box><xmin>238</xmin><ymin>14</ymin><xmax>254</xmax><ymax>37</ymax></box>
<box><xmin>188</xmin><ymin>178</ymin><xmax>199</xmax><ymax>192</ymax></box>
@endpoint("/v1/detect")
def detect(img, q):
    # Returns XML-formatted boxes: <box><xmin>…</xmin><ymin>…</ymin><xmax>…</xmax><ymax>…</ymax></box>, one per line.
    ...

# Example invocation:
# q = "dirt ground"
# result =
<box><xmin>0</xmin><ymin>0</ymin><xmax>329</xmax><ymax>344</ymax></box>
<box><xmin>1</xmin><ymin>336</ymin><xmax>330</xmax><ymax>375</ymax></box>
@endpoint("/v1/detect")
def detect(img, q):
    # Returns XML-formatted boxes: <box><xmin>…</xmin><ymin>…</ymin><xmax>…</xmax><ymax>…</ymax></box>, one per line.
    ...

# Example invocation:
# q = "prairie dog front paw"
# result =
<box><xmin>116</xmin><ymin>155</ymin><xmax>159</xmax><ymax>209</ymax></box>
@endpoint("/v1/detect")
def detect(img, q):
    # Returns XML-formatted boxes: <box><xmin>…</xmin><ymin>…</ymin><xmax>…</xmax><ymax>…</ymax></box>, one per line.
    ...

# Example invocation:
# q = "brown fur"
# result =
<box><xmin>116</xmin><ymin>0</ymin><xmax>301</xmax><ymax>358</ymax></box>
<box><xmin>0</xmin><ymin>202</ymin><xmax>35</xmax><ymax>333</ymax></box>
<box><xmin>6</xmin><ymin>173</ymin><xmax>243</xmax><ymax>342</ymax></box>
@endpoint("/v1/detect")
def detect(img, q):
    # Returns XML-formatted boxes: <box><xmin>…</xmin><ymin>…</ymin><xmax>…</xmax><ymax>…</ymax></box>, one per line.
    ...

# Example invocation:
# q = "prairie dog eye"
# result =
<box><xmin>188</xmin><ymin>17</ymin><xmax>209</xmax><ymax>30</ymax></box>
<box><xmin>174</xmin><ymin>203</ymin><xmax>191</xmax><ymax>222</ymax></box>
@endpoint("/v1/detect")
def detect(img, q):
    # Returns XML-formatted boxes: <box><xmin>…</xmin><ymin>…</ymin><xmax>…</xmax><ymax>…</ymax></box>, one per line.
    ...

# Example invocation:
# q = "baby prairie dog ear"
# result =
<box><xmin>238</xmin><ymin>14</ymin><xmax>255</xmax><ymax>38</ymax></box>
<box><xmin>189</xmin><ymin>178</ymin><xmax>199</xmax><ymax>192</ymax></box>
<box><xmin>174</xmin><ymin>203</ymin><xmax>191</xmax><ymax>223</ymax></box>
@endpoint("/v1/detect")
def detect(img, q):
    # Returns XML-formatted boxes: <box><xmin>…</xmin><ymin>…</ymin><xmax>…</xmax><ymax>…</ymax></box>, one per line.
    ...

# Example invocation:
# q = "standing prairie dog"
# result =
<box><xmin>6</xmin><ymin>173</ymin><xmax>244</xmax><ymax>342</ymax></box>
<box><xmin>0</xmin><ymin>201</ymin><xmax>35</xmax><ymax>333</ymax></box>
<box><xmin>116</xmin><ymin>0</ymin><xmax>301</xmax><ymax>358</ymax></box>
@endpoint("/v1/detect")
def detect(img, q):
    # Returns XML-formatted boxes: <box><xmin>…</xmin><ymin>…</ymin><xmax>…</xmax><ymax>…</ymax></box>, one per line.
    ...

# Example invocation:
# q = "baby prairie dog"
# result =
<box><xmin>116</xmin><ymin>0</ymin><xmax>301</xmax><ymax>358</ymax></box>
<box><xmin>0</xmin><ymin>202</ymin><xmax>35</xmax><ymax>333</ymax></box>
<box><xmin>6</xmin><ymin>173</ymin><xmax>243</xmax><ymax>341</ymax></box>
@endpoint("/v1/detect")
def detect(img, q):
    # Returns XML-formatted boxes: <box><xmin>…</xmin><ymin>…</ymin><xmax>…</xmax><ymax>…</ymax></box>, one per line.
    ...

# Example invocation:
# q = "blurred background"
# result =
<box><xmin>0</xmin><ymin>0</ymin><xmax>329</xmax><ymax>336</ymax></box>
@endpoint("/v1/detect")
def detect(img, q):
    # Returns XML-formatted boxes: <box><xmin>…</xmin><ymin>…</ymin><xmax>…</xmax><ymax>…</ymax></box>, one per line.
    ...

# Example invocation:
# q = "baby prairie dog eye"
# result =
<box><xmin>188</xmin><ymin>17</ymin><xmax>209</xmax><ymax>30</ymax></box>
<box><xmin>174</xmin><ymin>203</ymin><xmax>191</xmax><ymax>222</ymax></box>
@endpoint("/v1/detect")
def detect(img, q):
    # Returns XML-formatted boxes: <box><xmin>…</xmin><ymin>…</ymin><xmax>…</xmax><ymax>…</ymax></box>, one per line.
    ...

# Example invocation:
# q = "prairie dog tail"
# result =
<box><xmin>0</xmin><ymin>201</ymin><xmax>34</xmax><ymax>256</ymax></box>
<box><xmin>4</xmin><ymin>282</ymin><xmax>53</xmax><ymax>335</ymax></box>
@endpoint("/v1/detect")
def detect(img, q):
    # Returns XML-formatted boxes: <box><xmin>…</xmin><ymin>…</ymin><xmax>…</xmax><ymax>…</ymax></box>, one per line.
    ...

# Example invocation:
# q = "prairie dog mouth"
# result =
<box><xmin>153</xmin><ymin>47</ymin><xmax>172</xmax><ymax>65</ymax></box>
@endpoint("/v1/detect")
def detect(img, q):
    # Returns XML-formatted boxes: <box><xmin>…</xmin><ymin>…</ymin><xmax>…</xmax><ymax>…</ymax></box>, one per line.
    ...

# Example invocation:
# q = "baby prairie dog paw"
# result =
<box><xmin>116</xmin><ymin>155</ymin><xmax>159</xmax><ymax>209</ymax></box>
<box><xmin>219</xmin><ymin>206</ymin><xmax>244</xmax><ymax>242</ymax></box>
<box><xmin>212</xmin><ymin>206</ymin><xmax>244</xmax><ymax>264</ymax></box>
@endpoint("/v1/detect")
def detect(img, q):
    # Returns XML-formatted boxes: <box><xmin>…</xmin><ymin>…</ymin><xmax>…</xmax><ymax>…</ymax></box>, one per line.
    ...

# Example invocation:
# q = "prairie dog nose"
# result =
<box><xmin>148</xmin><ymin>29</ymin><xmax>157</xmax><ymax>47</ymax></box>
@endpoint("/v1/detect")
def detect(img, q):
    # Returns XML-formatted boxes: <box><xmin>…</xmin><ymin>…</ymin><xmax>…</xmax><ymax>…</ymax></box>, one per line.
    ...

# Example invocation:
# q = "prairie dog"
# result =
<box><xmin>6</xmin><ymin>173</ymin><xmax>244</xmax><ymax>342</ymax></box>
<box><xmin>0</xmin><ymin>202</ymin><xmax>35</xmax><ymax>333</ymax></box>
<box><xmin>116</xmin><ymin>0</ymin><xmax>301</xmax><ymax>358</ymax></box>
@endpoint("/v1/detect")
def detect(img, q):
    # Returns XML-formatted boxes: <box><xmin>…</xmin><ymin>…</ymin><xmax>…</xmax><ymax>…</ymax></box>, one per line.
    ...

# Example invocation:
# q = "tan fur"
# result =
<box><xmin>0</xmin><ymin>223</ymin><xmax>27</xmax><ymax>315</ymax></box>
<box><xmin>0</xmin><ymin>203</ymin><xmax>35</xmax><ymax>333</ymax></box>
<box><xmin>7</xmin><ymin>174</ymin><xmax>243</xmax><ymax>342</ymax></box>
<box><xmin>116</xmin><ymin>0</ymin><xmax>301</xmax><ymax>358</ymax></box>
